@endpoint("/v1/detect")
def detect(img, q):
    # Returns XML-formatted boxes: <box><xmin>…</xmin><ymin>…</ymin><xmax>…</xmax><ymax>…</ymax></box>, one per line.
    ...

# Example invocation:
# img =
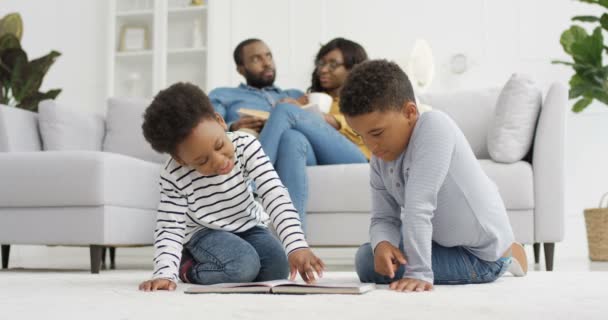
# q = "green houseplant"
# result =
<box><xmin>0</xmin><ymin>12</ymin><xmax>61</xmax><ymax>112</ymax></box>
<box><xmin>553</xmin><ymin>0</ymin><xmax>608</xmax><ymax>112</ymax></box>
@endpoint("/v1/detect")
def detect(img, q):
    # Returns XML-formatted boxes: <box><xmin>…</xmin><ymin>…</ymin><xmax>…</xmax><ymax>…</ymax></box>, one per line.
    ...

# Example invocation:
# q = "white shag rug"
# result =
<box><xmin>1</xmin><ymin>270</ymin><xmax>606</xmax><ymax>320</ymax></box>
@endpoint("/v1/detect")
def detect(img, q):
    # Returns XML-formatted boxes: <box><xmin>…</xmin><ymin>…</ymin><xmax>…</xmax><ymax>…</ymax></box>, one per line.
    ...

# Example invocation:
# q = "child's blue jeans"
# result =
<box><xmin>180</xmin><ymin>226</ymin><xmax>288</xmax><ymax>285</ymax></box>
<box><xmin>355</xmin><ymin>241</ymin><xmax>511</xmax><ymax>285</ymax></box>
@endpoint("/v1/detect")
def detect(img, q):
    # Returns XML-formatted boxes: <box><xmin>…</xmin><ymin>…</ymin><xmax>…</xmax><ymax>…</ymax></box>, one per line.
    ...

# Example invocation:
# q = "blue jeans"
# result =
<box><xmin>259</xmin><ymin>103</ymin><xmax>368</xmax><ymax>227</ymax></box>
<box><xmin>355</xmin><ymin>241</ymin><xmax>511</xmax><ymax>285</ymax></box>
<box><xmin>181</xmin><ymin>226</ymin><xmax>288</xmax><ymax>285</ymax></box>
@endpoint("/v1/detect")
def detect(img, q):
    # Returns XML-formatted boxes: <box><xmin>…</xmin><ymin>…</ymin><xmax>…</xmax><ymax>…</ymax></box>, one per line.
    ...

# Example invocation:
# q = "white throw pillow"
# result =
<box><xmin>487</xmin><ymin>74</ymin><xmax>542</xmax><ymax>163</ymax></box>
<box><xmin>38</xmin><ymin>100</ymin><xmax>105</xmax><ymax>151</ymax></box>
<box><xmin>103</xmin><ymin>97</ymin><xmax>167</xmax><ymax>163</ymax></box>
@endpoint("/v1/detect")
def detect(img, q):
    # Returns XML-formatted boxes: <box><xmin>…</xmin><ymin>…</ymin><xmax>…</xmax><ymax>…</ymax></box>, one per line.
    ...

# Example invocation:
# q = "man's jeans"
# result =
<box><xmin>355</xmin><ymin>241</ymin><xmax>511</xmax><ymax>285</ymax></box>
<box><xmin>259</xmin><ymin>103</ymin><xmax>367</xmax><ymax>229</ymax></box>
<box><xmin>181</xmin><ymin>226</ymin><xmax>288</xmax><ymax>285</ymax></box>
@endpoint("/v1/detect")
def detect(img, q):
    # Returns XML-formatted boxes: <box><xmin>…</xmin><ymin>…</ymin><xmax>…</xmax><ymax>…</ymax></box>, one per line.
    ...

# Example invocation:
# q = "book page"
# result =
<box><xmin>184</xmin><ymin>280</ymin><xmax>294</xmax><ymax>294</ymax></box>
<box><xmin>272</xmin><ymin>282</ymin><xmax>376</xmax><ymax>295</ymax></box>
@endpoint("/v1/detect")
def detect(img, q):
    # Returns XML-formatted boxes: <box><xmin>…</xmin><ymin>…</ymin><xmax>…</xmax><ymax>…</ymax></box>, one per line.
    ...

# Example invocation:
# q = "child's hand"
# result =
<box><xmin>138</xmin><ymin>279</ymin><xmax>176</xmax><ymax>292</ymax></box>
<box><xmin>288</xmin><ymin>248</ymin><xmax>326</xmax><ymax>284</ymax></box>
<box><xmin>389</xmin><ymin>278</ymin><xmax>433</xmax><ymax>292</ymax></box>
<box><xmin>374</xmin><ymin>241</ymin><xmax>407</xmax><ymax>278</ymax></box>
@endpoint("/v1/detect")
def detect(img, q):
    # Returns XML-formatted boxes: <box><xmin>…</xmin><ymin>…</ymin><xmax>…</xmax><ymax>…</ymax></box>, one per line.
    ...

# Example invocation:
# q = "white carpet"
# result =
<box><xmin>1</xmin><ymin>270</ymin><xmax>606</xmax><ymax>320</ymax></box>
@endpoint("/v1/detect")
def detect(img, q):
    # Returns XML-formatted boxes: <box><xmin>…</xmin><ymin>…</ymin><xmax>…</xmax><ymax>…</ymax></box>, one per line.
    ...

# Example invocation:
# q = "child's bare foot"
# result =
<box><xmin>507</xmin><ymin>242</ymin><xmax>527</xmax><ymax>276</ymax></box>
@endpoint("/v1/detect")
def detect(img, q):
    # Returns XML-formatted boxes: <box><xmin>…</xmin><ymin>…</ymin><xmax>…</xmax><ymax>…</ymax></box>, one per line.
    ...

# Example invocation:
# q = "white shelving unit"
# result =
<box><xmin>108</xmin><ymin>0</ymin><xmax>209</xmax><ymax>98</ymax></box>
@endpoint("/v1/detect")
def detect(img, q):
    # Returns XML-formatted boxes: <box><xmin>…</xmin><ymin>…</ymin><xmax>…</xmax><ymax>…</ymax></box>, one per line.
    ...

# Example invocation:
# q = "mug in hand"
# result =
<box><xmin>307</xmin><ymin>92</ymin><xmax>333</xmax><ymax>113</ymax></box>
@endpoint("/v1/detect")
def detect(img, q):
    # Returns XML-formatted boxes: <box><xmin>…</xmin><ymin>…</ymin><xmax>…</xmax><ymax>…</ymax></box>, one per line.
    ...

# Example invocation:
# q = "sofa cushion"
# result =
<box><xmin>38</xmin><ymin>100</ymin><xmax>105</xmax><ymax>151</ymax></box>
<box><xmin>104</xmin><ymin>97</ymin><xmax>167</xmax><ymax>163</ymax></box>
<box><xmin>487</xmin><ymin>74</ymin><xmax>542</xmax><ymax>163</ymax></box>
<box><xmin>0</xmin><ymin>151</ymin><xmax>161</xmax><ymax>209</ymax></box>
<box><xmin>478</xmin><ymin>160</ymin><xmax>534</xmax><ymax>210</ymax></box>
<box><xmin>306</xmin><ymin>160</ymin><xmax>533</xmax><ymax>213</ymax></box>
<box><xmin>306</xmin><ymin>163</ymin><xmax>371</xmax><ymax>212</ymax></box>
<box><xmin>419</xmin><ymin>88</ymin><xmax>500</xmax><ymax>159</ymax></box>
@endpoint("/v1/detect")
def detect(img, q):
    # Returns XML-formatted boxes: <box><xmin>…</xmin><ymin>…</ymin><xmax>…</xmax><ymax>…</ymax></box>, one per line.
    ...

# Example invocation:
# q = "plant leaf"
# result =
<box><xmin>600</xmin><ymin>13</ymin><xmax>608</xmax><ymax>31</ymax></box>
<box><xmin>0</xmin><ymin>13</ymin><xmax>23</xmax><ymax>41</ymax></box>
<box><xmin>572</xmin><ymin>15</ymin><xmax>600</xmax><ymax>22</ymax></box>
<box><xmin>578</xmin><ymin>0</ymin><xmax>608</xmax><ymax>9</ymax></box>
<box><xmin>570</xmin><ymin>27</ymin><xmax>603</xmax><ymax>67</ymax></box>
<box><xmin>560</xmin><ymin>26</ymin><xmax>588</xmax><ymax>55</ymax></box>
<box><xmin>551</xmin><ymin>60</ymin><xmax>575</xmax><ymax>66</ymax></box>
<box><xmin>0</xmin><ymin>34</ymin><xmax>21</xmax><ymax>51</ymax></box>
<box><xmin>16</xmin><ymin>89</ymin><xmax>61</xmax><ymax>112</ymax></box>
<box><xmin>569</xmin><ymin>74</ymin><xmax>590</xmax><ymax>99</ymax></box>
<box><xmin>572</xmin><ymin>97</ymin><xmax>593</xmax><ymax>113</ymax></box>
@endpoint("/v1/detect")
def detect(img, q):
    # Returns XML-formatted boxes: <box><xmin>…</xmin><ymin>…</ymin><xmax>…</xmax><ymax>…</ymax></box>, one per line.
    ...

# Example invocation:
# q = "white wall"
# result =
<box><xmin>2</xmin><ymin>0</ymin><xmax>607</xmax><ymax>255</ymax></box>
<box><xmin>0</xmin><ymin>0</ymin><xmax>108</xmax><ymax>112</ymax></box>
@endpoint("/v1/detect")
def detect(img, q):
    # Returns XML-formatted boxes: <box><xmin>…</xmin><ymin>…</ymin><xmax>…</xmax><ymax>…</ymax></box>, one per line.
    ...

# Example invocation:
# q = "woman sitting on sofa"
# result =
<box><xmin>258</xmin><ymin>38</ymin><xmax>370</xmax><ymax>229</ymax></box>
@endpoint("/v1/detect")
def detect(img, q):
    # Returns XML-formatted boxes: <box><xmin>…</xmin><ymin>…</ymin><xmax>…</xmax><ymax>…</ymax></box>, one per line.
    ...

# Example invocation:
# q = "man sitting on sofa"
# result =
<box><xmin>209</xmin><ymin>38</ymin><xmax>305</xmax><ymax>135</ymax></box>
<box><xmin>209</xmin><ymin>38</ymin><xmax>315</xmax><ymax>227</ymax></box>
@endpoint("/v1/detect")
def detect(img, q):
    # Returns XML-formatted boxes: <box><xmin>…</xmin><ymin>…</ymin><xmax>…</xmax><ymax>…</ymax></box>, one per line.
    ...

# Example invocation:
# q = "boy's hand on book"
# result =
<box><xmin>374</xmin><ymin>241</ymin><xmax>406</xmax><ymax>278</ymax></box>
<box><xmin>288</xmin><ymin>248</ymin><xmax>326</xmax><ymax>284</ymax></box>
<box><xmin>230</xmin><ymin>117</ymin><xmax>265</xmax><ymax>132</ymax></box>
<box><xmin>138</xmin><ymin>279</ymin><xmax>176</xmax><ymax>292</ymax></box>
<box><xmin>389</xmin><ymin>278</ymin><xmax>433</xmax><ymax>292</ymax></box>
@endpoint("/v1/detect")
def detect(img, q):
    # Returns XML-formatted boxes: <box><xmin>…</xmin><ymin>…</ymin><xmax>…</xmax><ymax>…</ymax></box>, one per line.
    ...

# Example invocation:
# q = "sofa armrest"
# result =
<box><xmin>532</xmin><ymin>83</ymin><xmax>567</xmax><ymax>242</ymax></box>
<box><xmin>0</xmin><ymin>105</ymin><xmax>42</xmax><ymax>152</ymax></box>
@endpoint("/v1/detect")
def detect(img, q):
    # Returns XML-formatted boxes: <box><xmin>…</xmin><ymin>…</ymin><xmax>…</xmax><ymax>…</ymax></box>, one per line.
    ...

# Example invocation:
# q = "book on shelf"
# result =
<box><xmin>184</xmin><ymin>279</ymin><xmax>375</xmax><ymax>295</ymax></box>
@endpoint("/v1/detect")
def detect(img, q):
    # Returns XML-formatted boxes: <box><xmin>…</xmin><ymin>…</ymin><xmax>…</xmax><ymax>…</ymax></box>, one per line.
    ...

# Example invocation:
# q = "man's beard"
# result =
<box><xmin>244</xmin><ymin>68</ymin><xmax>275</xmax><ymax>88</ymax></box>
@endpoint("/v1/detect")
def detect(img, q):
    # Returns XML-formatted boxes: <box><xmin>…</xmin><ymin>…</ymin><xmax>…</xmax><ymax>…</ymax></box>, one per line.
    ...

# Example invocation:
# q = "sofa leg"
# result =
<box><xmin>544</xmin><ymin>243</ymin><xmax>555</xmax><ymax>271</ymax></box>
<box><xmin>1</xmin><ymin>245</ymin><xmax>9</xmax><ymax>269</ymax></box>
<box><xmin>90</xmin><ymin>245</ymin><xmax>103</xmax><ymax>274</ymax></box>
<box><xmin>101</xmin><ymin>247</ymin><xmax>107</xmax><ymax>270</ymax></box>
<box><xmin>109</xmin><ymin>247</ymin><xmax>116</xmax><ymax>270</ymax></box>
<box><xmin>533</xmin><ymin>243</ymin><xmax>541</xmax><ymax>264</ymax></box>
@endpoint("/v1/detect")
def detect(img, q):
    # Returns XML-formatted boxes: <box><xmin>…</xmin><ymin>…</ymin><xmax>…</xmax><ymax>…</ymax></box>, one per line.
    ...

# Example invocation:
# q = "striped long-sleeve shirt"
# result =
<box><xmin>152</xmin><ymin>131</ymin><xmax>308</xmax><ymax>281</ymax></box>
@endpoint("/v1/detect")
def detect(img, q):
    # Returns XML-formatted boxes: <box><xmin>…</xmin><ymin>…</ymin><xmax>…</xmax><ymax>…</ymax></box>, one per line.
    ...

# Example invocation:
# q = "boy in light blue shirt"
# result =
<box><xmin>340</xmin><ymin>60</ymin><xmax>527</xmax><ymax>292</ymax></box>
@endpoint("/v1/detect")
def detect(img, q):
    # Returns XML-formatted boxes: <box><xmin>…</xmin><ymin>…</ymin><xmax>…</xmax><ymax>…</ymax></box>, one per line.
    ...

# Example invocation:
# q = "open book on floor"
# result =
<box><xmin>184</xmin><ymin>279</ymin><xmax>375</xmax><ymax>295</ymax></box>
<box><xmin>237</xmin><ymin>104</ymin><xmax>324</xmax><ymax>121</ymax></box>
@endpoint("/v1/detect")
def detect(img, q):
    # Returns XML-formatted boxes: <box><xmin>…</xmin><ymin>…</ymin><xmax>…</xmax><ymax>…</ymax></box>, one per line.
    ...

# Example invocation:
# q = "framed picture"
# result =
<box><xmin>119</xmin><ymin>25</ymin><xmax>149</xmax><ymax>51</ymax></box>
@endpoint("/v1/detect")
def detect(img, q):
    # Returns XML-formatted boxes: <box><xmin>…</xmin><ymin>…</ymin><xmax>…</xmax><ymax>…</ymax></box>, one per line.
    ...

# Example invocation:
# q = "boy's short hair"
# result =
<box><xmin>142</xmin><ymin>82</ymin><xmax>216</xmax><ymax>156</ymax></box>
<box><xmin>339</xmin><ymin>59</ymin><xmax>416</xmax><ymax>116</ymax></box>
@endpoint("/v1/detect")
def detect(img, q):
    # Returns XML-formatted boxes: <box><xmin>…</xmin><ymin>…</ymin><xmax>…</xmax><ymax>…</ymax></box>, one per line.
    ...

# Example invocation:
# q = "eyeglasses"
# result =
<box><xmin>315</xmin><ymin>60</ymin><xmax>345</xmax><ymax>71</ymax></box>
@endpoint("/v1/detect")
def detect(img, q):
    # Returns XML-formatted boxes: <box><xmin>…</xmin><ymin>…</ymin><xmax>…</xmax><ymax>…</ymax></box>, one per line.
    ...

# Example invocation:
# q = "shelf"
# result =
<box><xmin>168</xmin><ymin>47</ymin><xmax>207</xmax><ymax>55</ymax></box>
<box><xmin>116</xmin><ymin>10</ymin><xmax>154</xmax><ymax>17</ymax></box>
<box><xmin>168</xmin><ymin>6</ymin><xmax>207</xmax><ymax>14</ymax></box>
<box><xmin>116</xmin><ymin>50</ymin><xmax>153</xmax><ymax>57</ymax></box>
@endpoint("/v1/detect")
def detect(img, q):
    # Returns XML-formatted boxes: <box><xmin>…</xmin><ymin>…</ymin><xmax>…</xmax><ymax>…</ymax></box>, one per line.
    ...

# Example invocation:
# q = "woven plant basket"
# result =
<box><xmin>584</xmin><ymin>193</ymin><xmax>608</xmax><ymax>261</ymax></box>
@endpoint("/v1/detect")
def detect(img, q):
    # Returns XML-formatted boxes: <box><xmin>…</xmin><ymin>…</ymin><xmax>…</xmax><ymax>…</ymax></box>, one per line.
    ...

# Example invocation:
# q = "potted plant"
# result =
<box><xmin>0</xmin><ymin>12</ymin><xmax>61</xmax><ymax>112</ymax></box>
<box><xmin>554</xmin><ymin>0</ymin><xmax>608</xmax><ymax>261</ymax></box>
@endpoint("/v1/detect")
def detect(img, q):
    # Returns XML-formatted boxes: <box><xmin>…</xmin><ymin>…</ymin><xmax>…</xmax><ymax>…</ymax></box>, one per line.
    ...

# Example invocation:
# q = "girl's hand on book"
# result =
<box><xmin>138</xmin><ymin>279</ymin><xmax>176</xmax><ymax>292</ymax></box>
<box><xmin>288</xmin><ymin>248</ymin><xmax>326</xmax><ymax>284</ymax></box>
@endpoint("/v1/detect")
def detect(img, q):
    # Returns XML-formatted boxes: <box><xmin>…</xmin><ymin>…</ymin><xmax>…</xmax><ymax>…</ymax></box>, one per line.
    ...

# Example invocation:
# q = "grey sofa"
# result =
<box><xmin>0</xmin><ymin>81</ymin><xmax>567</xmax><ymax>272</ymax></box>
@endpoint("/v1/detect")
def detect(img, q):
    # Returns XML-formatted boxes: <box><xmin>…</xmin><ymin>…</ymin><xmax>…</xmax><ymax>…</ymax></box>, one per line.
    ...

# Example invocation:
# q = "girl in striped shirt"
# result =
<box><xmin>138</xmin><ymin>83</ymin><xmax>325</xmax><ymax>291</ymax></box>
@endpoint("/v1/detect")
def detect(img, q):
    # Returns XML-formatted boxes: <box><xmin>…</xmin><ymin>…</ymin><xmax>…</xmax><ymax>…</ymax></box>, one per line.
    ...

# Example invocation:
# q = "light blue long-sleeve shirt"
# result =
<box><xmin>369</xmin><ymin>110</ymin><xmax>514</xmax><ymax>283</ymax></box>
<box><xmin>209</xmin><ymin>83</ymin><xmax>303</xmax><ymax>127</ymax></box>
